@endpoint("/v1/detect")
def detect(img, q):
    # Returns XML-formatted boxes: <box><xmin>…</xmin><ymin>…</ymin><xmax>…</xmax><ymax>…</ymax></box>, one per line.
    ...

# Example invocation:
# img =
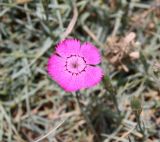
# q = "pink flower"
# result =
<box><xmin>47</xmin><ymin>39</ymin><xmax>103</xmax><ymax>92</ymax></box>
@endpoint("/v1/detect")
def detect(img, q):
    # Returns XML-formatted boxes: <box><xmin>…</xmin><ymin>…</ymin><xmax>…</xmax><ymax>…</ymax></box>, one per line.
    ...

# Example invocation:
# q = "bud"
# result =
<box><xmin>131</xmin><ymin>96</ymin><xmax>142</xmax><ymax>115</ymax></box>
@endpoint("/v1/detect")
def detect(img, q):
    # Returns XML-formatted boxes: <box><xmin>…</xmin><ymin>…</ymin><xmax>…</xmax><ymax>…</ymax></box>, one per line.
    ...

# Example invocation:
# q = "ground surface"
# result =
<box><xmin>0</xmin><ymin>0</ymin><xmax>160</xmax><ymax>142</ymax></box>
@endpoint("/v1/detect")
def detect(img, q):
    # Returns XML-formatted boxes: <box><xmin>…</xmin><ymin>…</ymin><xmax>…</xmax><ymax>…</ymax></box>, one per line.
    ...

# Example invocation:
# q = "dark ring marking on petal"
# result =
<box><xmin>64</xmin><ymin>55</ymin><xmax>87</xmax><ymax>75</ymax></box>
<box><xmin>87</xmin><ymin>64</ymin><xmax>96</xmax><ymax>67</ymax></box>
<box><xmin>55</xmin><ymin>52</ymin><xmax>62</xmax><ymax>57</ymax></box>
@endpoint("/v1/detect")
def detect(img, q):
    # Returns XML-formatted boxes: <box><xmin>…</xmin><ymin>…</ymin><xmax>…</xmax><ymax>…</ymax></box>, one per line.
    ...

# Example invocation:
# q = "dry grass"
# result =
<box><xmin>0</xmin><ymin>0</ymin><xmax>160</xmax><ymax>142</ymax></box>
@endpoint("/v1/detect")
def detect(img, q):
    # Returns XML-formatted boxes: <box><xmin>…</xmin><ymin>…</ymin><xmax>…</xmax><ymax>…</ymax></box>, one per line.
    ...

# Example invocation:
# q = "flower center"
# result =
<box><xmin>71</xmin><ymin>62</ymin><xmax>79</xmax><ymax>68</ymax></box>
<box><xmin>65</xmin><ymin>55</ymin><xmax>86</xmax><ymax>75</ymax></box>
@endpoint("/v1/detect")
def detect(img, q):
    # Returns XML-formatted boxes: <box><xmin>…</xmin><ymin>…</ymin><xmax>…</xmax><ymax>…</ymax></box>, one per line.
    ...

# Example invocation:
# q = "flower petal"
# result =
<box><xmin>47</xmin><ymin>54</ymin><xmax>83</xmax><ymax>92</ymax></box>
<box><xmin>47</xmin><ymin>54</ymin><xmax>65</xmax><ymax>79</ymax></box>
<box><xmin>62</xmin><ymin>75</ymin><xmax>83</xmax><ymax>92</ymax></box>
<box><xmin>47</xmin><ymin>55</ymin><xmax>69</xmax><ymax>86</ymax></box>
<box><xmin>56</xmin><ymin>39</ymin><xmax>81</xmax><ymax>58</ymax></box>
<box><xmin>80</xmin><ymin>42</ymin><xmax>101</xmax><ymax>65</ymax></box>
<box><xmin>82</xmin><ymin>66</ymin><xmax>103</xmax><ymax>88</ymax></box>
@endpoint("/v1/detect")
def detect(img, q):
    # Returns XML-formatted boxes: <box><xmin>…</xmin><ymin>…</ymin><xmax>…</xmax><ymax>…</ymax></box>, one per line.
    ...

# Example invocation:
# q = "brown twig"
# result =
<box><xmin>62</xmin><ymin>0</ymin><xmax>78</xmax><ymax>39</ymax></box>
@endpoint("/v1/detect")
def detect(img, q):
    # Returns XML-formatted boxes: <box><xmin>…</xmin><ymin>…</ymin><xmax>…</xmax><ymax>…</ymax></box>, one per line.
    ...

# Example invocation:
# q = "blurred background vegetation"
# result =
<box><xmin>0</xmin><ymin>0</ymin><xmax>160</xmax><ymax>142</ymax></box>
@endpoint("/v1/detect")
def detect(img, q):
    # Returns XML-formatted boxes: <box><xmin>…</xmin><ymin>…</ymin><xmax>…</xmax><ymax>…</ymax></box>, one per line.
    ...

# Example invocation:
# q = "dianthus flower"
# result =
<box><xmin>47</xmin><ymin>39</ymin><xmax>103</xmax><ymax>92</ymax></box>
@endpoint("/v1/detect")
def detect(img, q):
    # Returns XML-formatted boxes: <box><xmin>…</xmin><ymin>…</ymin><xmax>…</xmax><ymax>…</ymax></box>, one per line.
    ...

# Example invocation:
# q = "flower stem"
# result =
<box><xmin>131</xmin><ymin>97</ymin><xmax>146</xmax><ymax>139</ymax></box>
<box><xmin>74</xmin><ymin>92</ymin><xmax>100</xmax><ymax>142</ymax></box>
<box><xmin>104</xmin><ymin>76</ymin><xmax>121</xmax><ymax>115</ymax></box>
<box><xmin>110</xmin><ymin>92</ymin><xmax>121</xmax><ymax>115</ymax></box>
<box><xmin>135</xmin><ymin>113</ymin><xmax>145</xmax><ymax>139</ymax></box>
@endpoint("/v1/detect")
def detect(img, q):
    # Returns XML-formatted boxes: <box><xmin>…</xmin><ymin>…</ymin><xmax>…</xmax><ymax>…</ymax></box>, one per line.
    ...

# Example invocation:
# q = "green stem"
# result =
<box><xmin>104</xmin><ymin>76</ymin><xmax>121</xmax><ymax>115</ymax></box>
<box><xmin>74</xmin><ymin>92</ymin><xmax>101</xmax><ymax>142</ymax></box>
<box><xmin>135</xmin><ymin>113</ymin><xmax>145</xmax><ymax>139</ymax></box>
<box><xmin>110</xmin><ymin>92</ymin><xmax>121</xmax><ymax>115</ymax></box>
